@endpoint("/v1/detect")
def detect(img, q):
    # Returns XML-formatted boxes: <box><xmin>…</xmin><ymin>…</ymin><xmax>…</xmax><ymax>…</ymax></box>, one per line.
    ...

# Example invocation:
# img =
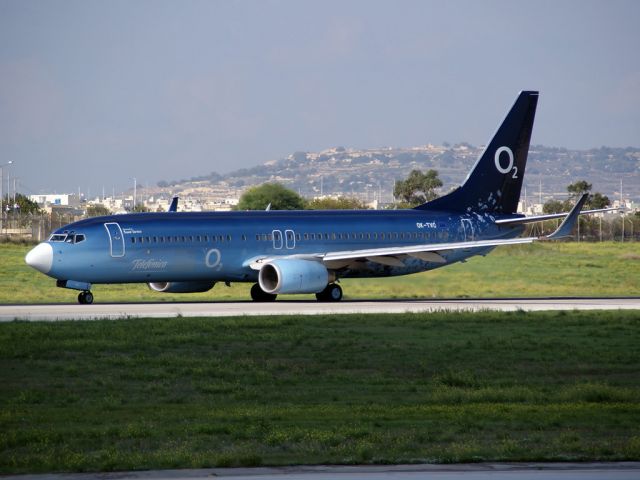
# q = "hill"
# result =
<box><xmin>155</xmin><ymin>144</ymin><xmax>640</xmax><ymax>205</ymax></box>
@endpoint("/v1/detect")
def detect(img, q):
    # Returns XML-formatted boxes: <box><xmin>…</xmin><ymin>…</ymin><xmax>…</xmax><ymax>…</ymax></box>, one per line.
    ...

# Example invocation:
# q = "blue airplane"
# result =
<box><xmin>25</xmin><ymin>91</ymin><xmax>604</xmax><ymax>304</ymax></box>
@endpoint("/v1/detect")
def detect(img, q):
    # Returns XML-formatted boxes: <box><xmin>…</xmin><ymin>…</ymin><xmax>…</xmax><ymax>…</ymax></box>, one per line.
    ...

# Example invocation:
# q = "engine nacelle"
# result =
<box><xmin>259</xmin><ymin>259</ymin><xmax>329</xmax><ymax>294</ymax></box>
<box><xmin>148</xmin><ymin>281</ymin><xmax>215</xmax><ymax>293</ymax></box>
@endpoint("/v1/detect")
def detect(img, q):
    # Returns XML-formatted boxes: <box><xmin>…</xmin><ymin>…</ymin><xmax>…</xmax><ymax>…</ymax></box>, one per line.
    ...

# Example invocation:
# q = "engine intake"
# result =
<box><xmin>148</xmin><ymin>281</ymin><xmax>215</xmax><ymax>293</ymax></box>
<box><xmin>259</xmin><ymin>259</ymin><xmax>329</xmax><ymax>294</ymax></box>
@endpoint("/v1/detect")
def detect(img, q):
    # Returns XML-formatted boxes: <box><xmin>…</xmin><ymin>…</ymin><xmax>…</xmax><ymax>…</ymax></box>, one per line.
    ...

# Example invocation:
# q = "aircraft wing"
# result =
<box><xmin>246</xmin><ymin>194</ymin><xmax>589</xmax><ymax>270</ymax></box>
<box><xmin>495</xmin><ymin>205</ymin><xmax>622</xmax><ymax>226</ymax></box>
<box><xmin>246</xmin><ymin>236</ymin><xmax>537</xmax><ymax>270</ymax></box>
<box><xmin>321</xmin><ymin>195</ymin><xmax>586</xmax><ymax>267</ymax></box>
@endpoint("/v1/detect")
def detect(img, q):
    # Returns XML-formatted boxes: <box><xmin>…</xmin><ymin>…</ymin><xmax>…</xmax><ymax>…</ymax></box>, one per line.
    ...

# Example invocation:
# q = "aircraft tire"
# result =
<box><xmin>250</xmin><ymin>283</ymin><xmax>277</xmax><ymax>302</ymax></box>
<box><xmin>316</xmin><ymin>283</ymin><xmax>343</xmax><ymax>302</ymax></box>
<box><xmin>78</xmin><ymin>291</ymin><xmax>94</xmax><ymax>305</ymax></box>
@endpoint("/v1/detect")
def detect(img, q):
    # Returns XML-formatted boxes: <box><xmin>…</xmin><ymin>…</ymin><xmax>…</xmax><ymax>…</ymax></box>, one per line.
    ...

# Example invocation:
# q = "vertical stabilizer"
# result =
<box><xmin>416</xmin><ymin>91</ymin><xmax>538</xmax><ymax>214</ymax></box>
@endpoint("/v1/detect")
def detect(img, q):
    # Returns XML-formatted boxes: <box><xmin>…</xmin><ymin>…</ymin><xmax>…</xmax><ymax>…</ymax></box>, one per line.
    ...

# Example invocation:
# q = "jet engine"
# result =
<box><xmin>148</xmin><ymin>281</ymin><xmax>215</xmax><ymax>293</ymax></box>
<box><xmin>258</xmin><ymin>259</ymin><xmax>329</xmax><ymax>294</ymax></box>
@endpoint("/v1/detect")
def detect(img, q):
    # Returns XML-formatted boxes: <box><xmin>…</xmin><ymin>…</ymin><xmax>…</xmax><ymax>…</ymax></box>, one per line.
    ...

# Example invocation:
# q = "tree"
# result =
<box><xmin>86</xmin><ymin>204</ymin><xmax>111</xmax><ymax>217</ymax></box>
<box><xmin>1</xmin><ymin>193</ymin><xmax>41</xmax><ymax>215</ymax></box>
<box><xmin>565</xmin><ymin>180</ymin><xmax>610</xmax><ymax>209</ymax></box>
<box><xmin>543</xmin><ymin>199</ymin><xmax>568</xmax><ymax>214</ymax></box>
<box><xmin>393</xmin><ymin>169</ymin><xmax>443</xmax><ymax>207</ymax></box>
<box><xmin>588</xmin><ymin>192</ymin><xmax>610</xmax><ymax>209</ymax></box>
<box><xmin>566</xmin><ymin>180</ymin><xmax>592</xmax><ymax>200</ymax></box>
<box><xmin>306</xmin><ymin>196</ymin><xmax>368</xmax><ymax>210</ymax></box>
<box><xmin>236</xmin><ymin>183</ymin><xmax>305</xmax><ymax>210</ymax></box>
<box><xmin>132</xmin><ymin>204</ymin><xmax>150</xmax><ymax>213</ymax></box>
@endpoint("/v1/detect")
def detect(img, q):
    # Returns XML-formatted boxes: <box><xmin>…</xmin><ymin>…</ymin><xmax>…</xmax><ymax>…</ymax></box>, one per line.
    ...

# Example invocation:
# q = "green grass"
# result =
<box><xmin>1</xmin><ymin>311</ymin><xmax>640</xmax><ymax>473</ymax></box>
<box><xmin>3</xmin><ymin>241</ymin><xmax>640</xmax><ymax>303</ymax></box>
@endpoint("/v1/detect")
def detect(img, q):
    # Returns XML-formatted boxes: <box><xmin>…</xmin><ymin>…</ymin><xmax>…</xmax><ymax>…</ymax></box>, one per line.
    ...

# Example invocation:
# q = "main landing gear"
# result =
<box><xmin>250</xmin><ymin>283</ymin><xmax>277</xmax><ymax>302</ymax></box>
<box><xmin>78</xmin><ymin>291</ymin><xmax>94</xmax><ymax>304</ymax></box>
<box><xmin>249</xmin><ymin>283</ymin><xmax>343</xmax><ymax>302</ymax></box>
<box><xmin>315</xmin><ymin>283</ymin><xmax>343</xmax><ymax>302</ymax></box>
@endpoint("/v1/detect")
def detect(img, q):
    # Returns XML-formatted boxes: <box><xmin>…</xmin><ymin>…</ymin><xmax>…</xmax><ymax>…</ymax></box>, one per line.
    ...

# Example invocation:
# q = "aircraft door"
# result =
<box><xmin>285</xmin><ymin>229</ymin><xmax>296</xmax><ymax>249</ymax></box>
<box><xmin>272</xmin><ymin>230</ymin><xmax>283</xmax><ymax>249</ymax></box>
<box><xmin>104</xmin><ymin>222</ymin><xmax>125</xmax><ymax>257</ymax></box>
<box><xmin>461</xmin><ymin>218</ymin><xmax>475</xmax><ymax>242</ymax></box>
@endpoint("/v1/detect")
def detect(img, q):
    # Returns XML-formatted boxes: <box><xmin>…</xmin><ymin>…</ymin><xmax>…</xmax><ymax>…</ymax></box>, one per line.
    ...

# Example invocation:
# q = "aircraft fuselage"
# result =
<box><xmin>41</xmin><ymin>209</ymin><xmax>521</xmax><ymax>285</ymax></box>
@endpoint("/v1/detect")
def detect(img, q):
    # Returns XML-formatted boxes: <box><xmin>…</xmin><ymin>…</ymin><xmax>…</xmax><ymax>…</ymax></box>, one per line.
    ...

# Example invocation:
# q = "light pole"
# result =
<box><xmin>0</xmin><ymin>161</ymin><xmax>14</xmax><ymax>234</ymax></box>
<box><xmin>133</xmin><ymin>177</ymin><xmax>137</xmax><ymax>211</ymax></box>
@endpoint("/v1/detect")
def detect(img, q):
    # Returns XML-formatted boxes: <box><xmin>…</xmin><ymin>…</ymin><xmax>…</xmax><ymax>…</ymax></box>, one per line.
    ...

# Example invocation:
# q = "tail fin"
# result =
<box><xmin>416</xmin><ymin>91</ymin><xmax>538</xmax><ymax>214</ymax></box>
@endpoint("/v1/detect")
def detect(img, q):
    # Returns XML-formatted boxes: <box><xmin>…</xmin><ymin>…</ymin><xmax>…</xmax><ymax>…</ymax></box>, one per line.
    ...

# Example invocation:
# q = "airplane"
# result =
<box><xmin>25</xmin><ymin>91</ymin><xmax>612</xmax><ymax>304</ymax></box>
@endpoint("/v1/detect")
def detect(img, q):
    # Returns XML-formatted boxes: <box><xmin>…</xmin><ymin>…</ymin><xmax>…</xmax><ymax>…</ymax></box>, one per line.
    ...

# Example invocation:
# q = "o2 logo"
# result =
<box><xmin>494</xmin><ymin>146</ymin><xmax>518</xmax><ymax>179</ymax></box>
<box><xmin>205</xmin><ymin>248</ymin><xmax>222</xmax><ymax>271</ymax></box>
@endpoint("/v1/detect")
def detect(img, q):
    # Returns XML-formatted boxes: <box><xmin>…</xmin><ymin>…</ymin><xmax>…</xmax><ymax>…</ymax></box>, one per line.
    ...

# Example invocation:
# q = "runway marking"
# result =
<box><xmin>0</xmin><ymin>298</ymin><xmax>639</xmax><ymax>321</ymax></box>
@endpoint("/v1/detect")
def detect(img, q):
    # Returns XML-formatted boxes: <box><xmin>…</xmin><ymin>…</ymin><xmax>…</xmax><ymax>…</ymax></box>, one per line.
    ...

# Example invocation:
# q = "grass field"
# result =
<box><xmin>2</xmin><ymin>241</ymin><xmax>639</xmax><ymax>303</ymax></box>
<box><xmin>1</xmin><ymin>311</ymin><xmax>639</xmax><ymax>473</ymax></box>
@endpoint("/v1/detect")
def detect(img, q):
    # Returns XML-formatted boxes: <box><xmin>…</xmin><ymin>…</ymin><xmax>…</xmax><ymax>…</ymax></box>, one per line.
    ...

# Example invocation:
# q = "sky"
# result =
<box><xmin>1</xmin><ymin>0</ymin><xmax>639</xmax><ymax>195</ymax></box>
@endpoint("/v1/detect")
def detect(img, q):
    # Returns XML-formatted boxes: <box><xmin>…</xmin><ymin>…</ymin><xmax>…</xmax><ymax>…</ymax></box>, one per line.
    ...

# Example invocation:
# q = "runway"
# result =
<box><xmin>0</xmin><ymin>297</ymin><xmax>639</xmax><ymax>321</ymax></box>
<box><xmin>4</xmin><ymin>463</ymin><xmax>640</xmax><ymax>480</ymax></box>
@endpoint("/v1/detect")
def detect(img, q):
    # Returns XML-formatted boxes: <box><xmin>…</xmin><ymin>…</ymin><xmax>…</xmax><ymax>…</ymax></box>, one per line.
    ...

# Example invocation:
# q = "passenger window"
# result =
<box><xmin>131</xmin><ymin>237</ymin><xmax>136</xmax><ymax>244</ymax></box>
<box><xmin>227</xmin><ymin>235</ymin><xmax>232</xmax><ymax>241</ymax></box>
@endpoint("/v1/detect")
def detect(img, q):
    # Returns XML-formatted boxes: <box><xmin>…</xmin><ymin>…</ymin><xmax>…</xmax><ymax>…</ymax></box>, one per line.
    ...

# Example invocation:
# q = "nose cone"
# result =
<box><xmin>25</xmin><ymin>243</ymin><xmax>53</xmax><ymax>274</ymax></box>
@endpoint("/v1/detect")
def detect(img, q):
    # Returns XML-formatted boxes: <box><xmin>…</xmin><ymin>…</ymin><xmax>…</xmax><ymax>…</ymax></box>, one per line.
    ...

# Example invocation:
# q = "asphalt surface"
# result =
<box><xmin>0</xmin><ymin>297</ymin><xmax>639</xmax><ymax>321</ymax></box>
<box><xmin>4</xmin><ymin>464</ymin><xmax>640</xmax><ymax>480</ymax></box>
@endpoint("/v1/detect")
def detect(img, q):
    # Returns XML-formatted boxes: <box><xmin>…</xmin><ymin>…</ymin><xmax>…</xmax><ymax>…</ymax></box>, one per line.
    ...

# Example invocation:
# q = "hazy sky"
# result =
<box><xmin>1</xmin><ymin>0</ymin><xmax>639</xmax><ymax>195</ymax></box>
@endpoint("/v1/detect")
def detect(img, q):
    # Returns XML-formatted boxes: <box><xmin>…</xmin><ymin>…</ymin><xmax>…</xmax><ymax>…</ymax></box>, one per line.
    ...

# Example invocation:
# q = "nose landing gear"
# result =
<box><xmin>78</xmin><ymin>291</ymin><xmax>94</xmax><ymax>304</ymax></box>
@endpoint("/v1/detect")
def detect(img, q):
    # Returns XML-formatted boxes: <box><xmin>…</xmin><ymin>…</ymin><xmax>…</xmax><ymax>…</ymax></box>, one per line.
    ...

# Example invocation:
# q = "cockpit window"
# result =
<box><xmin>49</xmin><ymin>233</ymin><xmax>86</xmax><ymax>244</ymax></box>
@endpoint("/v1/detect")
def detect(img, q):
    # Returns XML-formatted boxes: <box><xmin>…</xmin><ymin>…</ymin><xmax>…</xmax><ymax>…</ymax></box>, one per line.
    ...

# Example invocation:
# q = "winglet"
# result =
<box><xmin>545</xmin><ymin>193</ymin><xmax>588</xmax><ymax>240</ymax></box>
<box><xmin>168</xmin><ymin>196</ymin><xmax>179</xmax><ymax>212</ymax></box>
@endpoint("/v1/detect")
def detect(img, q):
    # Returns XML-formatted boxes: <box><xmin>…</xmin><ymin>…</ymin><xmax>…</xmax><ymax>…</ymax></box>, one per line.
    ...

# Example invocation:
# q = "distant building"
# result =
<box><xmin>30</xmin><ymin>194</ymin><xmax>80</xmax><ymax>208</ymax></box>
